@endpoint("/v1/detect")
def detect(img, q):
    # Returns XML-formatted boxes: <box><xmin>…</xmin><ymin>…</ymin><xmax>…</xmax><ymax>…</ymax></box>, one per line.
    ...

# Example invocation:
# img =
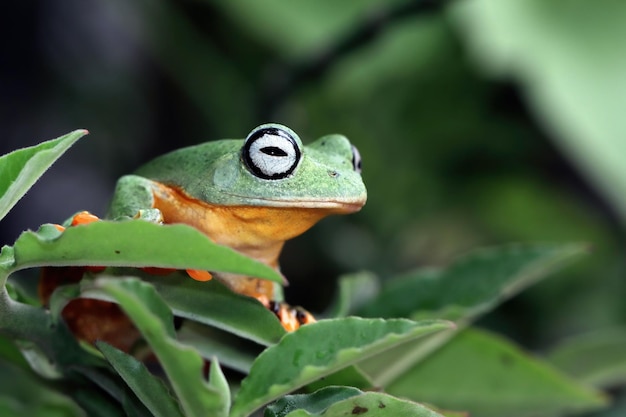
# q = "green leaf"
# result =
<box><xmin>93</xmin><ymin>277</ymin><xmax>230</xmax><ymax>417</ymax></box>
<box><xmin>0</xmin><ymin>334</ymin><xmax>30</xmax><ymax>371</ymax></box>
<box><xmin>88</xmin><ymin>277</ymin><xmax>174</xmax><ymax>339</ymax></box>
<box><xmin>357</xmin><ymin>244</ymin><xmax>587</xmax><ymax>386</ymax></box>
<box><xmin>0</xmin><ymin>288</ymin><xmax>102</xmax><ymax>373</ymax></box>
<box><xmin>546</xmin><ymin>327</ymin><xmax>626</xmax><ymax>388</ymax></box>
<box><xmin>387</xmin><ymin>328</ymin><xmax>608</xmax><ymax>417</ymax></box>
<box><xmin>325</xmin><ymin>271</ymin><xmax>379</xmax><ymax>318</ymax></box>
<box><xmin>70</xmin><ymin>381</ymin><xmax>127</xmax><ymax>417</ymax></box>
<box><xmin>48</xmin><ymin>284</ymin><xmax>82</xmax><ymax>323</ymax></box>
<box><xmin>177</xmin><ymin>321</ymin><xmax>259</xmax><ymax>374</ymax></box>
<box><xmin>144</xmin><ymin>273</ymin><xmax>285</xmax><ymax>346</ymax></box>
<box><xmin>0</xmin><ymin>130</ymin><xmax>88</xmax><ymax>223</ymax></box>
<box><xmin>230</xmin><ymin>317</ymin><xmax>452</xmax><ymax>417</ymax></box>
<box><xmin>358</xmin><ymin>244</ymin><xmax>587</xmax><ymax>322</ymax></box>
<box><xmin>586</xmin><ymin>392</ymin><xmax>626</xmax><ymax>417</ymax></box>
<box><xmin>305</xmin><ymin>366</ymin><xmax>373</xmax><ymax>393</ymax></box>
<box><xmin>10</xmin><ymin>220</ymin><xmax>282</xmax><ymax>284</ymax></box>
<box><xmin>278</xmin><ymin>391</ymin><xmax>445</xmax><ymax>417</ymax></box>
<box><xmin>0</xmin><ymin>359</ymin><xmax>86</xmax><ymax>417</ymax></box>
<box><xmin>0</xmin><ymin>245</ymin><xmax>15</xmax><ymax>277</ymax></box>
<box><xmin>451</xmin><ymin>1</ymin><xmax>626</xmax><ymax>224</ymax></box>
<box><xmin>97</xmin><ymin>342</ymin><xmax>184</xmax><ymax>417</ymax></box>
<box><xmin>265</xmin><ymin>386</ymin><xmax>362</xmax><ymax>417</ymax></box>
<box><xmin>356</xmin><ymin>329</ymin><xmax>453</xmax><ymax>388</ymax></box>
<box><xmin>73</xmin><ymin>366</ymin><xmax>152</xmax><ymax>417</ymax></box>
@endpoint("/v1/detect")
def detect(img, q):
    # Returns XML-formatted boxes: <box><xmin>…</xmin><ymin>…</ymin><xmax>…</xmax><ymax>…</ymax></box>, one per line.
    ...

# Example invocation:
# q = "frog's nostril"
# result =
<box><xmin>327</xmin><ymin>170</ymin><xmax>339</xmax><ymax>178</ymax></box>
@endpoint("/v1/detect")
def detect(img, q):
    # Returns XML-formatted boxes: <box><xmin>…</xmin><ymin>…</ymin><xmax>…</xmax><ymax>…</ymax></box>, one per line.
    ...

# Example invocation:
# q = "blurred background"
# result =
<box><xmin>1</xmin><ymin>0</ymin><xmax>625</xmax><ymax>360</ymax></box>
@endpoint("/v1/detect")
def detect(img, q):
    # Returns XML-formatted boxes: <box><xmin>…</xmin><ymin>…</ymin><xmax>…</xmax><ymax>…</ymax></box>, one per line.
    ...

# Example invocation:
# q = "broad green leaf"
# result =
<box><xmin>230</xmin><ymin>317</ymin><xmax>452</xmax><ymax>417</ymax></box>
<box><xmin>93</xmin><ymin>277</ymin><xmax>230</xmax><ymax>417</ymax></box>
<box><xmin>0</xmin><ymin>359</ymin><xmax>86</xmax><ymax>417</ymax></box>
<box><xmin>9</xmin><ymin>220</ymin><xmax>282</xmax><ymax>284</ymax></box>
<box><xmin>97</xmin><ymin>342</ymin><xmax>184</xmax><ymax>417</ymax></box>
<box><xmin>265</xmin><ymin>386</ymin><xmax>362</xmax><ymax>417</ymax></box>
<box><xmin>0</xmin><ymin>129</ymin><xmax>88</xmax><ymax>223</ymax></box>
<box><xmin>358</xmin><ymin>244</ymin><xmax>587</xmax><ymax>322</ymax></box>
<box><xmin>144</xmin><ymin>273</ymin><xmax>285</xmax><ymax>346</ymax></box>
<box><xmin>547</xmin><ymin>327</ymin><xmax>626</xmax><ymax>388</ymax></box>
<box><xmin>357</xmin><ymin>244</ymin><xmax>587</xmax><ymax>386</ymax></box>
<box><xmin>387</xmin><ymin>328</ymin><xmax>608</xmax><ymax>417</ymax></box>
<box><xmin>452</xmin><ymin>1</ymin><xmax>626</xmax><ymax>224</ymax></box>
<box><xmin>279</xmin><ymin>391</ymin><xmax>444</xmax><ymax>417</ymax></box>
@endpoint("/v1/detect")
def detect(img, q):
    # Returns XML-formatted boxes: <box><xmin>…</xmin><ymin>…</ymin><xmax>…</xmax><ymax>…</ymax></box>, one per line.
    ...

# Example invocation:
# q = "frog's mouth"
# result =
<box><xmin>227</xmin><ymin>195</ymin><xmax>367</xmax><ymax>213</ymax></box>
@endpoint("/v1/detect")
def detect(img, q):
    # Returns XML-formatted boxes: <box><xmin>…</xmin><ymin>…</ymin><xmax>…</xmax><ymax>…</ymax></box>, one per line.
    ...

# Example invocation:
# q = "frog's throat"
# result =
<box><xmin>151</xmin><ymin>183</ymin><xmax>339</xmax><ymax>268</ymax></box>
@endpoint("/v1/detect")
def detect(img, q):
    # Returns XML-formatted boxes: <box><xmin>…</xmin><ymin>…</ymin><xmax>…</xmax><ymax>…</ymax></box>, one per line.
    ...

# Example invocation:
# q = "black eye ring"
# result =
<box><xmin>242</xmin><ymin>125</ymin><xmax>302</xmax><ymax>180</ymax></box>
<box><xmin>351</xmin><ymin>145</ymin><xmax>362</xmax><ymax>174</ymax></box>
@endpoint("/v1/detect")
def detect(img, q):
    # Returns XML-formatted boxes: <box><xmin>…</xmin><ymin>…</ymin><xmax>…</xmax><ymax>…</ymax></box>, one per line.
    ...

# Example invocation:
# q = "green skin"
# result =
<box><xmin>105</xmin><ymin>124</ymin><xmax>367</xmax><ymax>316</ymax></box>
<box><xmin>108</xmin><ymin>124</ymin><xmax>367</xmax><ymax>219</ymax></box>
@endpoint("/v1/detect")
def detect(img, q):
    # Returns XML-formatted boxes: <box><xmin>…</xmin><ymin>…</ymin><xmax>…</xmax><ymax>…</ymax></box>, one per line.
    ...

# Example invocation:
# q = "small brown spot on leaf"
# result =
<box><xmin>352</xmin><ymin>406</ymin><xmax>368</xmax><ymax>414</ymax></box>
<box><xmin>500</xmin><ymin>353</ymin><xmax>514</xmax><ymax>367</ymax></box>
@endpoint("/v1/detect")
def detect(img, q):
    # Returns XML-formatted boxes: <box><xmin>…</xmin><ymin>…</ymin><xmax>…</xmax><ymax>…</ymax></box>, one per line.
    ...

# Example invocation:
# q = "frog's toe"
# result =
<box><xmin>268</xmin><ymin>301</ymin><xmax>316</xmax><ymax>332</ymax></box>
<box><xmin>71</xmin><ymin>211</ymin><xmax>101</xmax><ymax>226</ymax></box>
<box><xmin>186</xmin><ymin>269</ymin><xmax>213</xmax><ymax>281</ymax></box>
<box><xmin>134</xmin><ymin>208</ymin><xmax>164</xmax><ymax>223</ymax></box>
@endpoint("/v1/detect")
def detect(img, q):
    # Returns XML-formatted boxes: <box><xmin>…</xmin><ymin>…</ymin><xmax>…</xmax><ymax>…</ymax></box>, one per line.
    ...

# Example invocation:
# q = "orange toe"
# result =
<box><xmin>186</xmin><ymin>269</ymin><xmax>213</xmax><ymax>281</ymax></box>
<box><xmin>71</xmin><ymin>211</ymin><xmax>100</xmax><ymax>226</ymax></box>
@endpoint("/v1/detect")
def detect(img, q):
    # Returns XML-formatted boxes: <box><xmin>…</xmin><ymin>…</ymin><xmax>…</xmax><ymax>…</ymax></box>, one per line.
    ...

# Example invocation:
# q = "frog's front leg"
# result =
<box><xmin>108</xmin><ymin>174</ymin><xmax>164</xmax><ymax>222</ymax></box>
<box><xmin>53</xmin><ymin>176</ymin><xmax>163</xmax><ymax>229</ymax></box>
<box><xmin>110</xmin><ymin>175</ymin><xmax>213</xmax><ymax>279</ymax></box>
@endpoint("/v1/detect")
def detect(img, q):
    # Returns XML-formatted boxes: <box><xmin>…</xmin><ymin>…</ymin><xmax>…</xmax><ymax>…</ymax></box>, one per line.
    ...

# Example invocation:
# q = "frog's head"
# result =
<box><xmin>210</xmin><ymin>123</ymin><xmax>367</xmax><ymax>213</ymax></box>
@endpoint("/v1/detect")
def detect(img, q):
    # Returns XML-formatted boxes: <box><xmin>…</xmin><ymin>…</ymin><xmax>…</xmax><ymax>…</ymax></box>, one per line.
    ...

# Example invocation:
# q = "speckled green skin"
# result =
<box><xmin>108</xmin><ymin>128</ymin><xmax>367</xmax><ymax>218</ymax></box>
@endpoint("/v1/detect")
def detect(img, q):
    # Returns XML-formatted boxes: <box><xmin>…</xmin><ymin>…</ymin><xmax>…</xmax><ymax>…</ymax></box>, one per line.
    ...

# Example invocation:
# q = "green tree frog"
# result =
<box><xmin>48</xmin><ymin>124</ymin><xmax>366</xmax><ymax>333</ymax></box>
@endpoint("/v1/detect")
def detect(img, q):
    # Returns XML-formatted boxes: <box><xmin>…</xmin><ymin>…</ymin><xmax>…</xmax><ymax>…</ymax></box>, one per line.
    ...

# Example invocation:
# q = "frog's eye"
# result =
<box><xmin>243</xmin><ymin>126</ymin><xmax>301</xmax><ymax>180</ymax></box>
<box><xmin>351</xmin><ymin>145</ymin><xmax>362</xmax><ymax>174</ymax></box>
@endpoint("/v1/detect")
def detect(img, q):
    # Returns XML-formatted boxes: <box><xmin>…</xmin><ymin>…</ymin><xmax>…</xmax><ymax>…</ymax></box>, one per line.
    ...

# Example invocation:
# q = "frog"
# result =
<box><xmin>41</xmin><ymin>123</ymin><xmax>367</xmax><ymax>336</ymax></box>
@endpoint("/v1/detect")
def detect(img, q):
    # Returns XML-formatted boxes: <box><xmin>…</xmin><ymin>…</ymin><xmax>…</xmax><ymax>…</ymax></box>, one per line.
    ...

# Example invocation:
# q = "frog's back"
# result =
<box><xmin>133</xmin><ymin>139</ymin><xmax>241</xmax><ymax>188</ymax></box>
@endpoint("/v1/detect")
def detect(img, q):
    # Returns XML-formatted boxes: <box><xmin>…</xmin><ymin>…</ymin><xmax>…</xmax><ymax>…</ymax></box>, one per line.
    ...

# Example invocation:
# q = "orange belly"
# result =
<box><xmin>151</xmin><ymin>183</ymin><xmax>336</xmax><ymax>299</ymax></box>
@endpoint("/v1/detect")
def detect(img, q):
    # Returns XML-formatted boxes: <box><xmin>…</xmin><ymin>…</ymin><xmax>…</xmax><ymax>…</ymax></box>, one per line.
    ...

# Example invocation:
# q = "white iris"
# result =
<box><xmin>248</xmin><ymin>133</ymin><xmax>297</xmax><ymax>177</ymax></box>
